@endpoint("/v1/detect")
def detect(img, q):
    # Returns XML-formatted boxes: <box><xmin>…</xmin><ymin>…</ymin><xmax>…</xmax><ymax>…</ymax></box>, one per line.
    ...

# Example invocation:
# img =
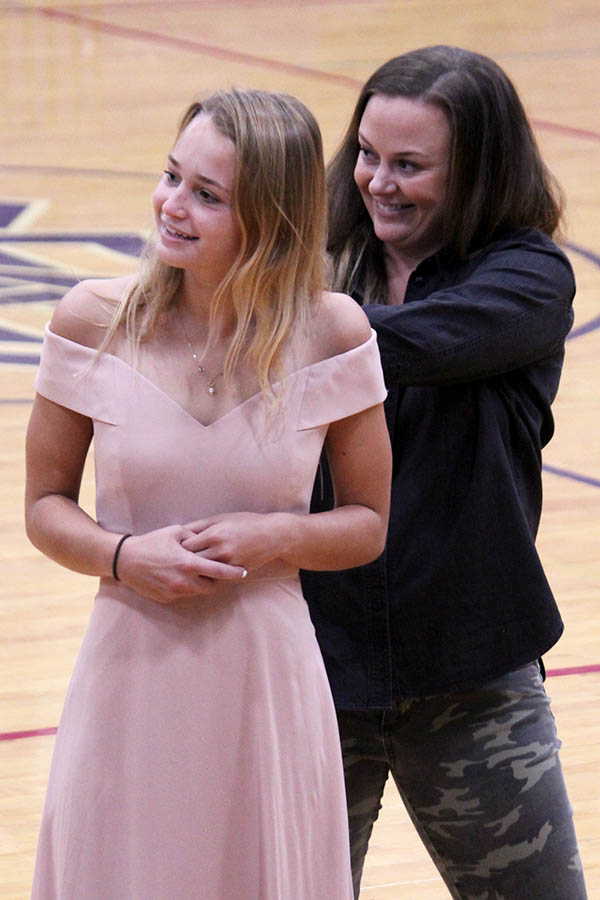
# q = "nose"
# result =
<box><xmin>368</xmin><ymin>163</ymin><xmax>396</xmax><ymax>196</ymax></box>
<box><xmin>161</xmin><ymin>184</ymin><xmax>187</xmax><ymax>218</ymax></box>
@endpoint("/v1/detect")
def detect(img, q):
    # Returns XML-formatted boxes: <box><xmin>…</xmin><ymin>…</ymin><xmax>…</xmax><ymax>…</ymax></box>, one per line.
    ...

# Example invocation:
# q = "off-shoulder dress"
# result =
<box><xmin>31</xmin><ymin>327</ymin><xmax>386</xmax><ymax>900</ymax></box>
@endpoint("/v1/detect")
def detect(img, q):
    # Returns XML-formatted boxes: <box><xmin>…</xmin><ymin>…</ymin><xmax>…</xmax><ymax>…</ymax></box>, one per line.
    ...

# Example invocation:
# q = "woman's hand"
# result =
<box><xmin>115</xmin><ymin>524</ymin><xmax>249</xmax><ymax>604</ymax></box>
<box><xmin>25</xmin><ymin>390</ymin><xmax>246</xmax><ymax>605</ymax></box>
<box><xmin>181</xmin><ymin>513</ymin><xmax>285</xmax><ymax>573</ymax></box>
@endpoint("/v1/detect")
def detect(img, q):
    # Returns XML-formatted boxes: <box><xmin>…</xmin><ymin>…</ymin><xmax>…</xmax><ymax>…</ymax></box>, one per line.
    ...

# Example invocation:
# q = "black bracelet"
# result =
<box><xmin>112</xmin><ymin>534</ymin><xmax>132</xmax><ymax>581</ymax></box>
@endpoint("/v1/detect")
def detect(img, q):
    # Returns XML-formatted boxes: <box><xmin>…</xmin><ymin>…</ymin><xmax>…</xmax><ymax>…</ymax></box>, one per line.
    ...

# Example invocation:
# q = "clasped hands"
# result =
<box><xmin>114</xmin><ymin>512</ymin><xmax>285</xmax><ymax>604</ymax></box>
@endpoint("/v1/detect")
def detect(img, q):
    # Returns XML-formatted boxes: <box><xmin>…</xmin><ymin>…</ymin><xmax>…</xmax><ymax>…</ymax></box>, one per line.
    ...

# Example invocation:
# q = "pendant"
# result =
<box><xmin>178</xmin><ymin>313</ymin><xmax>223</xmax><ymax>399</ymax></box>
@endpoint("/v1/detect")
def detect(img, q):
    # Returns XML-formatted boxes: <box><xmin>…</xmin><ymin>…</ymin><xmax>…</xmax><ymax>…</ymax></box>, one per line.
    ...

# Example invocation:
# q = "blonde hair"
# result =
<box><xmin>107</xmin><ymin>88</ymin><xmax>328</xmax><ymax>398</ymax></box>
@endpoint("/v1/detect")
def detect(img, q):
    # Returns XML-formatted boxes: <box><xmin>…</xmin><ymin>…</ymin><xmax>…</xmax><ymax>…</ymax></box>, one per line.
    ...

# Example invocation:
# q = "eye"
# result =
<box><xmin>358</xmin><ymin>145</ymin><xmax>376</xmax><ymax>161</ymax></box>
<box><xmin>397</xmin><ymin>159</ymin><xmax>420</xmax><ymax>172</ymax></box>
<box><xmin>163</xmin><ymin>169</ymin><xmax>178</xmax><ymax>184</ymax></box>
<box><xmin>197</xmin><ymin>188</ymin><xmax>219</xmax><ymax>204</ymax></box>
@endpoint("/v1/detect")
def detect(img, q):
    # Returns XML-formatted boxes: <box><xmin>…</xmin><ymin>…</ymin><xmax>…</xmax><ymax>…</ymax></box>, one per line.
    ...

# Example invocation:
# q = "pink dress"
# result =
<box><xmin>31</xmin><ymin>326</ymin><xmax>386</xmax><ymax>900</ymax></box>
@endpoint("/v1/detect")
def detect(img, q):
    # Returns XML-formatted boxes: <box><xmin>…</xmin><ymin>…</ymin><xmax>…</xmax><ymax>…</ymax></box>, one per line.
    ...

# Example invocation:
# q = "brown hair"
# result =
<box><xmin>327</xmin><ymin>45</ymin><xmax>565</xmax><ymax>302</ymax></box>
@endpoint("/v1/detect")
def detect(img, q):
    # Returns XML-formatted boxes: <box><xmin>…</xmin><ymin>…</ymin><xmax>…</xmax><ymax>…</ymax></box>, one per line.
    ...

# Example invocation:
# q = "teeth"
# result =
<box><xmin>375</xmin><ymin>201</ymin><xmax>411</xmax><ymax>212</ymax></box>
<box><xmin>165</xmin><ymin>224</ymin><xmax>197</xmax><ymax>240</ymax></box>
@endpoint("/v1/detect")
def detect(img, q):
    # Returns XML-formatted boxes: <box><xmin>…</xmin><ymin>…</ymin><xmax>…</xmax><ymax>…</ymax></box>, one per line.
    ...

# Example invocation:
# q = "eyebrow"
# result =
<box><xmin>167</xmin><ymin>154</ymin><xmax>230</xmax><ymax>194</ymax></box>
<box><xmin>357</xmin><ymin>132</ymin><xmax>428</xmax><ymax>158</ymax></box>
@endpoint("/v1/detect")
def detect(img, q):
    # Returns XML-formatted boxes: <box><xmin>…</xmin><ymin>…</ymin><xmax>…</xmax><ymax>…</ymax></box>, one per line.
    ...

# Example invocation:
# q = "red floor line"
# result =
<box><xmin>2</xmin><ymin>664</ymin><xmax>599</xmax><ymax>742</ymax></box>
<box><xmin>545</xmin><ymin>663</ymin><xmax>600</xmax><ymax>677</ymax></box>
<box><xmin>0</xmin><ymin>726</ymin><xmax>58</xmax><ymax>742</ymax></box>
<box><xmin>36</xmin><ymin>8</ymin><xmax>600</xmax><ymax>142</ymax></box>
<box><xmin>10</xmin><ymin>6</ymin><xmax>600</xmax><ymax>142</ymax></box>
<box><xmin>35</xmin><ymin>6</ymin><xmax>362</xmax><ymax>89</ymax></box>
<box><xmin>56</xmin><ymin>0</ymin><xmax>370</xmax><ymax>8</ymax></box>
<box><xmin>531</xmin><ymin>119</ymin><xmax>600</xmax><ymax>143</ymax></box>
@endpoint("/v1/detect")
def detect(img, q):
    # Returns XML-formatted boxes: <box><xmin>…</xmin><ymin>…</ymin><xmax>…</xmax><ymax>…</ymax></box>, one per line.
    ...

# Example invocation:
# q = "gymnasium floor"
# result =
<box><xmin>1</xmin><ymin>0</ymin><xmax>599</xmax><ymax>897</ymax></box>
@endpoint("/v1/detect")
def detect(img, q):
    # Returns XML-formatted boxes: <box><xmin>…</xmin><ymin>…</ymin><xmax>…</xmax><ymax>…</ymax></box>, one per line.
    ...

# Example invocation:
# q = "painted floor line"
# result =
<box><xmin>2</xmin><ymin>661</ymin><xmax>599</xmax><ymax>742</ymax></box>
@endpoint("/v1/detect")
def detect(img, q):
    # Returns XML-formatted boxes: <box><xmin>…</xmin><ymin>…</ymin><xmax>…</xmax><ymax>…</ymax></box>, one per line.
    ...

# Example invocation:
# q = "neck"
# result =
<box><xmin>383</xmin><ymin>244</ymin><xmax>426</xmax><ymax>277</ymax></box>
<box><xmin>382</xmin><ymin>247</ymin><xmax>420</xmax><ymax>305</ymax></box>
<box><xmin>178</xmin><ymin>276</ymin><xmax>235</xmax><ymax>337</ymax></box>
<box><xmin>383</xmin><ymin>242</ymin><xmax>440</xmax><ymax>305</ymax></box>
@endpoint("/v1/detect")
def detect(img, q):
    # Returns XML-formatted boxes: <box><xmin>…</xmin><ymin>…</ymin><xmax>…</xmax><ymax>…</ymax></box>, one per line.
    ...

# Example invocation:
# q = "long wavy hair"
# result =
<box><xmin>327</xmin><ymin>45</ymin><xmax>565</xmax><ymax>303</ymax></box>
<box><xmin>106</xmin><ymin>88</ymin><xmax>328</xmax><ymax>396</ymax></box>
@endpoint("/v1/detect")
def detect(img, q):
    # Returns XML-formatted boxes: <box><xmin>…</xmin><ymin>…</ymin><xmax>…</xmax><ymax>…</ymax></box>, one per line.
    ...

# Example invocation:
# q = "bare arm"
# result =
<box><xmin>178</xmin><ymin>290</ymin><xmax>390</xmax><ymax>570</ymax></box>
<box><xmin>25</xmin><ymin>394</ymin><xmax>106</xmax><ymax>573</ymax></box>
<box><xmin>182</xmin><ymin>401</ymin><xmax>391</xmax><ymax>572</ymax></box>
<box><xmin>25</xmin><ymin>394</ymin><xmax>247</xmax><ymax>602</ymax></box>
<box><xmin>181</xmin><ymin>294</ymin><xmax>391</xmax><ymax>572</ymax></box>
<box><xmin>283</xmin><ymin>400</ymin><xmax>392</xmax><ymax>569</ymax></box>
<box><xmin>26</xmin><ymin>284</ymin><xmax>247</xmax><ymax>603</ymax></box>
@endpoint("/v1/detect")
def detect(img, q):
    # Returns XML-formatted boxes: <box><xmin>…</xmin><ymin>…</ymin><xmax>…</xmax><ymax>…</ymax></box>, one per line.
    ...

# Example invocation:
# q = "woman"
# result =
<box><xmin>301</xmin><ymin>46</ymin><xmax>588</xmax><ymax>899</ymax></box>
<box><xmin>26</xmin><ymin>88</ymin><xmax>391</xmax><ymax>899</ymax></box>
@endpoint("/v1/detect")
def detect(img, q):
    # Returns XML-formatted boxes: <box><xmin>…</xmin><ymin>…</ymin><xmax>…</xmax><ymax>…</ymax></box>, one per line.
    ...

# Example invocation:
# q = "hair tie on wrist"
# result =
<box><xmin>112</xmin><ymin>534</ymin><xmax>132</xmax><ymax>581</ymax></box>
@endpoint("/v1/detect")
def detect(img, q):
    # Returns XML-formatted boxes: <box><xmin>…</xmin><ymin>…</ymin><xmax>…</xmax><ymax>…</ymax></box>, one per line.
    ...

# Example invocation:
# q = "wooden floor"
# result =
<box><xmin>1</xmin><ymin>1</ymin><xmax>599</xmax><ymax>897</ymax></box>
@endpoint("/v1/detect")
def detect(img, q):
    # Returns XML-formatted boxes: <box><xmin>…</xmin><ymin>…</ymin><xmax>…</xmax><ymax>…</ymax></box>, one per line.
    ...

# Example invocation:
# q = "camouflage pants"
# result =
<box><xmin>337</xmin><ymin>663</ymin><xmax>587</xmax><ymax>900</ymax></box>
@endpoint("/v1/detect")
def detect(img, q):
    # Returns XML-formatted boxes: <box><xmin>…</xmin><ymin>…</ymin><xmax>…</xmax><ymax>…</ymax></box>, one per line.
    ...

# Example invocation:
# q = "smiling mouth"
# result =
<box><xmin>163</xmin><ymin>224</ymin><xmax>198</xmax><ymax>241</ymax></box>
<box><xmin>373</xmin><ymin>200</ymin><xmax>414</xmax><ymax>214</ymax></box>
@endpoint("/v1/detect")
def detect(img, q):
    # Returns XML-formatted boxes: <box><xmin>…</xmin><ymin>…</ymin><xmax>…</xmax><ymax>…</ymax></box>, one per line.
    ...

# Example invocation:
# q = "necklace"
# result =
<box><xmin>177</xmin><ymin>311</ymin><xmax>224</xmax><ymax>398</ymax></box>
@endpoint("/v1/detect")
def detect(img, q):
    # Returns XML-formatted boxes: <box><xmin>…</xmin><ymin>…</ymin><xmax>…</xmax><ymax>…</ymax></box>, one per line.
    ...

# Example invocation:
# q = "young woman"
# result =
<box><xmin>26</xmin><ymin>88</ymin><xmax>391</xmax><ymax>899</ymax></box>
<box><xmin>301</xmin><ymin>46</ymin><xmax>588</xmax><ymax>899</ymax></box>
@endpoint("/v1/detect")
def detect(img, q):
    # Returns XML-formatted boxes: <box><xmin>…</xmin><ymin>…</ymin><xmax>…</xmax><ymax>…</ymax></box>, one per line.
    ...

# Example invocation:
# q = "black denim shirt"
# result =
<box><xmin>301</xmin><ymin>228</ymin><xmax>575</xmax><ymax>707</ymax></box>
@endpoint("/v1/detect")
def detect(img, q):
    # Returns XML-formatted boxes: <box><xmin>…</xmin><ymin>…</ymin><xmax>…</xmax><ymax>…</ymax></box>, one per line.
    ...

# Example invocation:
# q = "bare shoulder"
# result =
<box><xmin>309</xmin><ymin>291</ymin><xmax>372</xmax><ymax>361</ymax></box>
<box><xmin>49</xmin><ymin>275</ymin><xmax>137</xmax><ymax>348</ymax></box>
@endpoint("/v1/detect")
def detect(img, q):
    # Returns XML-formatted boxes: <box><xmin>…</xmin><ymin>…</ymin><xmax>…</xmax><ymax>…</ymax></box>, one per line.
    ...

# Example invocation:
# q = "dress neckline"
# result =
<box><xmin>45</xmin><ymin>326</ymin><xmax>377</xmax><ymax>429</ymax></box>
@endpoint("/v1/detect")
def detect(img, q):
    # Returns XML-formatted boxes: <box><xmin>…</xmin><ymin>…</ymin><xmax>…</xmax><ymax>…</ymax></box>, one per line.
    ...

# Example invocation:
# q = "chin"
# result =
<box><xmin>155</xmin><ymin>246</ymin><xmax>185</xmax><ymax>269</ymax></box>
<box><xmin>374</xmin><ymin>224</ymin><xmax>409</xmax><ymax>245</ymax></box>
